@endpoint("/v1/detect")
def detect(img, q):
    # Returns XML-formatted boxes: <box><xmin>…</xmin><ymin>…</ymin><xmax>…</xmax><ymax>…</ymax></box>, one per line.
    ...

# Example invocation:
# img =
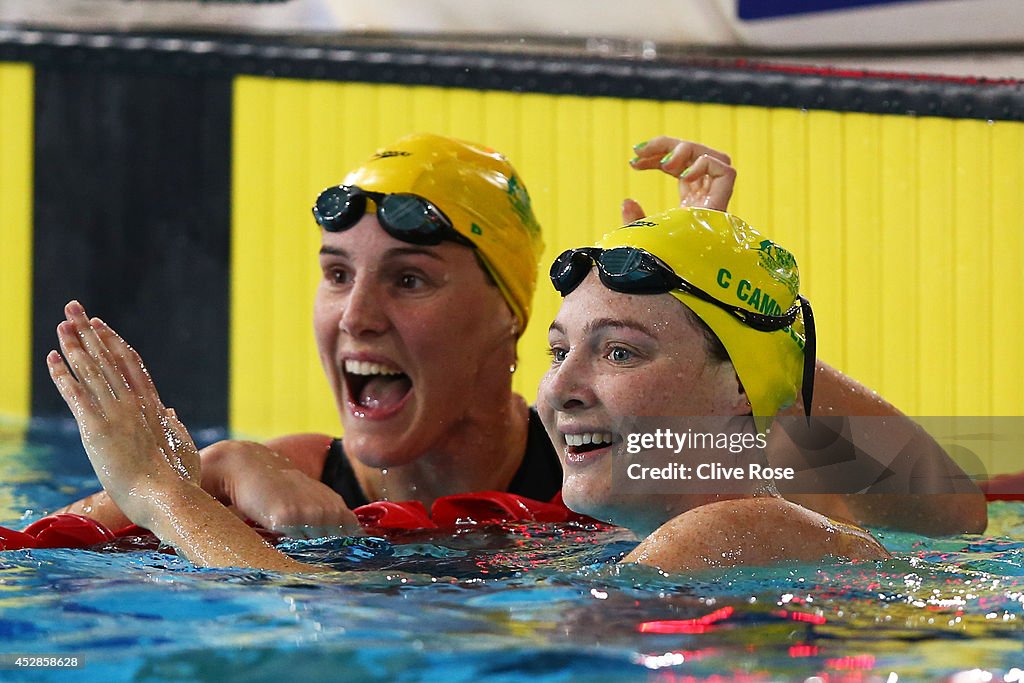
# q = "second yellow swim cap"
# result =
<box><xmin>597</xmin><ymin>206</ymin><xmax>811</xmax><ymax>420</ymax></box>
<box><xmin>342</xmin><ymin>133</ymin><xmax>544</xmax><ymax>331</ymax></box>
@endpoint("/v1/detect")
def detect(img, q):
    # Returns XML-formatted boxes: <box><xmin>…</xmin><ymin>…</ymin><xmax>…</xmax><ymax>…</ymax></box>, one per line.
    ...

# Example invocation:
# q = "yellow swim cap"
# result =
<box><xmin>342</xmin><ymin>133</ymin><xmax>544</xmax><ymax>331</ymax></box>
<box><xmin>596</xmin><ymin>207</ymin><xmax>811</xmax><ymax>420</ymax></box>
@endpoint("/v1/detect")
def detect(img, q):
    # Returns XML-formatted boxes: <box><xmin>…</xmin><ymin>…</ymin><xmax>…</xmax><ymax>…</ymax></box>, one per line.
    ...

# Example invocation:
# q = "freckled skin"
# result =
<box><xmin>622</xmin><ymin>497</ymin><xmax>889</xmax><ymax>571</ymax></box>
<box><xmin>538</xmin><ymin>273</ymin><xmax>891</xmax><ymax>572</ymax></box>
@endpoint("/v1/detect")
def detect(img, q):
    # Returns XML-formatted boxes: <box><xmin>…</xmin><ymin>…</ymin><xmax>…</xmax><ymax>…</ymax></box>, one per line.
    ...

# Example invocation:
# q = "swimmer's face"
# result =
<box><xmin>314</xmin><ymin>213</ymin><xmax>516</xmax><ymax>467</ymax></box>
<box><xmin>537</xmin><ymin>271</ymin><xmax>749</xmax><ymax>527</ymax></box>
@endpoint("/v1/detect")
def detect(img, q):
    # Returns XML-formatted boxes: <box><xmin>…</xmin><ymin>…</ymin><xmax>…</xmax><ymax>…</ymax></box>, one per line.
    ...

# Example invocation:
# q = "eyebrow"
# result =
<box><xmin>548</xmin><ymin>317</ymin><xmax>656</xmax><ymax>339</ymax></box>
<box><xmin>319</xmin><ymin>245</ymin><xmax>446</xmax><ymax>262</ymax></box>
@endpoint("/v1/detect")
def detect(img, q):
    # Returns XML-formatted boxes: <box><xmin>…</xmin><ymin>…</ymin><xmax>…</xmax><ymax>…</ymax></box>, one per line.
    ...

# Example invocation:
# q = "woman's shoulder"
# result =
<box><xmin>624</xmin><ymin>496</ymin><xmax>889</xmax><ymax>571</ymax></box>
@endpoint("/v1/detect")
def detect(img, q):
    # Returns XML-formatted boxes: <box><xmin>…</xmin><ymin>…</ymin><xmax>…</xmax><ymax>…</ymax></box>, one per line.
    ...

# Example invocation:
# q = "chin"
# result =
<box><xmin>561</xmin><ymin>474</ymin><xmax>614</xmax><ymax>522</ymax></box>
<box><xmin>341</xmin><ymin>431</ymin><xmax>426</xmax><ymax>469</ymax></box>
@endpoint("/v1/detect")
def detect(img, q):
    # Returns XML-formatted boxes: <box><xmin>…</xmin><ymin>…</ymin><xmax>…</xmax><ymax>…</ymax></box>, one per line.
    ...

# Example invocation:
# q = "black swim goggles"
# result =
<box><xmin>312</xmin><ymin>185</ymin><xmax>474</xmax><ymax>247</ymax></box>
<box><xmin>550</xmin><ymin>246</ymin><xmax>817</xmax><ymax>417</ymax></box>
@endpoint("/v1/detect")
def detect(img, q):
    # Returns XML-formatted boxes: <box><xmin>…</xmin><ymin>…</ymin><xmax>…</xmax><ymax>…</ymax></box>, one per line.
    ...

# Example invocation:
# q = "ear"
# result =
<box><xmin>735</xmin><ymin>375</ymin><xmax>752</xmax><ymax>416</ymax></box>
<box><xmin>721</xmin><ymin>365</ymin><xmax>752</xmax><ymax>416</ymax></box>
<box><xmin>737</xmin><ymin>376</ymin><xmax>753</xmax><ymax>413</ymax></box>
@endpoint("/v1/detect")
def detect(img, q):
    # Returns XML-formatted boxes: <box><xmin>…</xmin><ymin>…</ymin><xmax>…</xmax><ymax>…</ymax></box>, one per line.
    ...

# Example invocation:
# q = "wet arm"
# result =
<box><xmin>55</xmin><ymin>434</ymin><xmax>349</xmax><ymax>535</ymax></box>
<box><xmin>47</xmin><ymin>301</ymin><xmax>326</xmax><ymax>570</ymax></box>
<box><xmin>124</xmin><ymin>478</ymin><xmax>322</xmax><ymax>572</ymax></box>
<box><xmin>774</xmin><ymin>361</ymin><xmax>987</xmax><ymax>534</ymax></box>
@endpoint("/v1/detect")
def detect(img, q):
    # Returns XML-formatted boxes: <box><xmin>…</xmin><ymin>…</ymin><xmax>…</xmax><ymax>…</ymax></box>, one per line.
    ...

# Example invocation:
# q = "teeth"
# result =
<box><xmin>344</xmin><ymin>359</ymin><xmax>402</xmax><ymax>376</ymax></box>
<box><xmin>564</xmin><ymin>432</ymin><xmax>613</xmax><ymax>447</ymax></box>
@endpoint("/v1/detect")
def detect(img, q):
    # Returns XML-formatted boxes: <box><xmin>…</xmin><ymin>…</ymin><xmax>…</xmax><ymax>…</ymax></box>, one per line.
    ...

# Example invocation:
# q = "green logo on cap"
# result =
<box><xmin>506</xmin><ymin>174</ymin><xmax>540</xmax><ymax>235</ymax></box>
<box><xmin>754</xmin><ymin>240</ymin><xmax>799</xmax><ymax>299</ymax></box>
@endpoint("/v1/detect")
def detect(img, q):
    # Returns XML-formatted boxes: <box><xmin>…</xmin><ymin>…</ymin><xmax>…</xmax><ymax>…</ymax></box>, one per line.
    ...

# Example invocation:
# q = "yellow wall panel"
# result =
<box><xmin>513</xmin><ymin>93</ymin><xmax>560</xmax><ymax>402</ymax></box>
<box><xmin>877</xmin><ymin>115</ymin><xmax>919</xmax><ymax>411</ymax></box>
<box><xmin>915</xmin><ymin>117</ymin><xmax>956</xmax><ymax>415</ymax></box>
<box><xmin>0</xmin><ymin>63</ymin><xmax>33</xmax><ymax>419</ymax></box>
<box><xmin>445</xmin><ymin>87</ymin><xmax>485</xmax><ymax>142</ymax></box>
<box><xmin>804</xmin><ymin>111</ymin><xmax>846</xmax><ymax>369</ymax></box>
<box><xmin>231</xmin><ymin>75</ymin><xmax>1024</xmax><ymax>447</ymax></box>
<box><xmin>841</xmin><ymin>114</ymin><xmax>883</xmax><ymax>389</ymax></box>
<box><xmin>411</xmin><ymin>87</ymin><xmax>448</xmax><ymax>135</ymax></box>
<box><xmin>731</xmin><ymin>106</ymin><xmax>772</xmax><ymax>223</ymax></box>
<box><xmin>990</xmin><ymin>122</ymin><xmax>1023</xmax><ymax>416</ymax></box>
<box><xmin>765</xmin><ymin>109</ymin><xmax>808</xmax><ymax>268</ymax></box>
<box><xmin>952</xmin><ymin>119</ymin><xmax>993</xmax><ymax>416</ymax></box>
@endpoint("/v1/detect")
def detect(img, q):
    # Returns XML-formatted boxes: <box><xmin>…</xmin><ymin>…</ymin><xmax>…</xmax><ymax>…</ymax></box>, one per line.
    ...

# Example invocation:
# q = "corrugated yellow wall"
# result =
<box><xmin>231</xmin><ymin>76</ymin><xmax>1023</xmax><ymax>448</ymax></box>
<box><xmin>0</xmin><ymin>63</ymin><xmax>33</xmax><ymax>419</ymax></box>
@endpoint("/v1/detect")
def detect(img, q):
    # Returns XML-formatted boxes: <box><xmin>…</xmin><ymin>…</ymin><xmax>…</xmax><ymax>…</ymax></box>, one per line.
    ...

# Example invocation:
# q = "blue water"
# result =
<box><xmin>1</xmin><ymin>418</ymin><xmax>1022</xmax><ymax>682</ymax></box>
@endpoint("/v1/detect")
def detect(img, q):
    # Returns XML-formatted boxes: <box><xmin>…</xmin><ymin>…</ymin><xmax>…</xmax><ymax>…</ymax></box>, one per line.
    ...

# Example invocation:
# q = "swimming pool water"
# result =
<box><xmin>1</xmin><ymin>419</ymin><xmax>1022</xmax><ymax>682</ymax></box>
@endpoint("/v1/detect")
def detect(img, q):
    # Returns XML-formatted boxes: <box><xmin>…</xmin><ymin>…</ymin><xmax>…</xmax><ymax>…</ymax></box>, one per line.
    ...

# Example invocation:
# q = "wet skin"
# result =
<box><xmin>314</xmin><ymin>214</ymin><xmax>529</xmax><ymax>502</ymax></box>
<box><xmin>538</xmin><ymin>271</ymin><xmax>750</xmax><ymax>534</ymax></box>
<box><xmin>537</xmin><ymin>273</ymin><xmax>890</xmax><ymax>569</ymax></box>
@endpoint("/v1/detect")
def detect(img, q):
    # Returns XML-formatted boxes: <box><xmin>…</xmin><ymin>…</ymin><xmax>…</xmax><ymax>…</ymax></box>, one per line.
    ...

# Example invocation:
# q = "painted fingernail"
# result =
<box><xmin>660</xmin><ymin>152</ymin><xmax>673</xmax><ymax>165</ymax></box>
<box><xmin>680</xmin><ymin>166</ymin><xmax>692</xmax><ymax>178</ymax></box>
<box><xmin>629</xmin><ymin>156</ymin><xmax>640</xmax><ymax>165</ymax></box>
<box><xmin>46</xmin><ymin>350</ymin><xmax>60</xmax><ymax>363</ymax></box>
<box><xmin>633</xmin><ymin>140</ymin><xmax>648</xmax><ymax>151</ymax></box>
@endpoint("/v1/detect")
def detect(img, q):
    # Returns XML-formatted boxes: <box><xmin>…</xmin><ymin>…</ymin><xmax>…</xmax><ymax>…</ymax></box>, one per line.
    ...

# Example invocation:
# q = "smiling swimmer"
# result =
<box><xmin>538</xmin><ymin>206</ymin><xmax>890</xmax><ymax>571</ymax></box>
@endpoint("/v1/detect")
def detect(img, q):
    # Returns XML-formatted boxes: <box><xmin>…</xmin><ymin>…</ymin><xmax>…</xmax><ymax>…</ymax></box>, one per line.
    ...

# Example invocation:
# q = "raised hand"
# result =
<box><xmin>47</xmin><ymin>301</ymin><xmax>199</xmax><ymax>518</ymax></box>
<box><xmin>47</xmin><ymin>301</ymin><xmax>319</xmax><ymax>571</ymax></box>
<box><xmin>624</xmin><ymin>136</ymin><xmax>737</xmax><ymax>222</ymax></box>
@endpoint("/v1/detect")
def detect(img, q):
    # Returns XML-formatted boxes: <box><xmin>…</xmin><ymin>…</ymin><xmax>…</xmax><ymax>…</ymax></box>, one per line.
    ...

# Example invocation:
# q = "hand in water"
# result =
<box><xmin>624</xmin><ymin>136</ymin><xmax>737</xmax><ymax>221</ymax></box>
<box><xmin>46</xmin><ymin>301</ymin><xmax>200</xmax><ymax>522</ymax></box>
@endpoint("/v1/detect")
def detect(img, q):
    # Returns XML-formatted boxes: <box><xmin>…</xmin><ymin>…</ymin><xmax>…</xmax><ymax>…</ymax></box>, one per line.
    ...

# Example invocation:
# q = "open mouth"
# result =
<box><xmin>563</xmin><ymin>431</ymin><xmax>615</xmax><ymax>463</ymax></box>
<box><xmin>343</xmin><ymin>359</ymin><xmax>412</xmax><ymax>418</ymax></box>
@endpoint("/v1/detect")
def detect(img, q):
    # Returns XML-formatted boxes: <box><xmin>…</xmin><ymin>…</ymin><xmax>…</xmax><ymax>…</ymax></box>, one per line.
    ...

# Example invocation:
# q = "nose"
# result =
<box><xmin>339</xmin><ymin>277</ymin><xmax>390</xmax><ymax>337</ymax></box>
<box><xmin>540</xmin><ymin>350</ymin><xmax>594</xmax><ymax>413</ymax></box>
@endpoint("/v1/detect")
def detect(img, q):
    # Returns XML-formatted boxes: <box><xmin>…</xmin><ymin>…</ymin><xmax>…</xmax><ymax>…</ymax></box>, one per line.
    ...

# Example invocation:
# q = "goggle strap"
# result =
<box><xmin>799</xmin><ymin>295</ymin><xmax>816</xmax><ymax>421</ymax></box>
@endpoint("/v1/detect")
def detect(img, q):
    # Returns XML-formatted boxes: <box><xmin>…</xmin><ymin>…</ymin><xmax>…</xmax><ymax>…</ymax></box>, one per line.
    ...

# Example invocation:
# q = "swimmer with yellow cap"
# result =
<box><xmin>538</xmin><ymin>205</ymin><xmax>889</xmax><ymax>571</ymax></box>
<box><xmin>304</xmin><ymin>133</ymin><xmax>561</xmax><ymax>508</ymax></box>
<box><xmin>331</xmin><ymin>133</ymin><xmax>544</xmax><ymax>332</ymax></box>
<box><xmin>53</xmin><ymin>132</ymin><xmax>985</xmax><ymax>546</ymax></box>
<box><xmin>621</xmin><ymin>135</ymin><xmax>986</xmax><ymax>536</ymax></box>
<box><xmin>55</xmin><ymin>133</ymin><xmax>565</xmax><ymax>539</ymax></box>
<box><xmin>591</xmin><ymin>207</ymin><xmax>815</xmax><ymax>424</ymax></box>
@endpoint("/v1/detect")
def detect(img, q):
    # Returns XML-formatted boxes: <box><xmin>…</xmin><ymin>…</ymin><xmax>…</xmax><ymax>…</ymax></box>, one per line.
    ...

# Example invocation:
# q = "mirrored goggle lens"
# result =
<box><xmin>378</xmin><ymin>195</ymin><xmax>437</xmax><ymax>240</ymax></box>
<box><xmin>314</xmin><ymin>186</ymin><xmax>364</xmax><ymax>231</ymax></box>
<box><xmin>550</xmin><ymin>249</ymin><xmax>597</xmax><ymax>295</ymax></box>
<box><xmin>598</xmin><ymin>248</ymin><xmax>676</xmax><ymax>293</ymax></box>
<box><xmin>598</xmin><ymin>247</ymin><xmax>646</xmax><ymax>276</ymax></box>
